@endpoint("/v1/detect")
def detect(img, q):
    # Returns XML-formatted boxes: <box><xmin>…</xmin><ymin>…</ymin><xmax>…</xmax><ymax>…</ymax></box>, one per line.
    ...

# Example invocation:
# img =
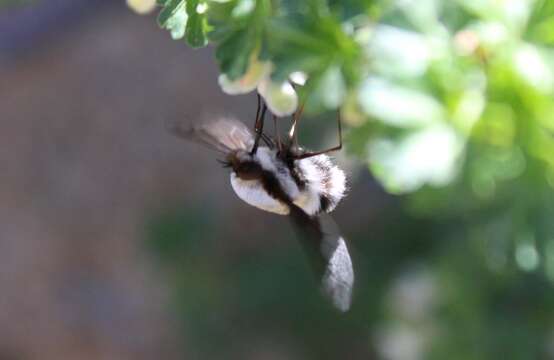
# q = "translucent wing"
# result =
<box><xmin>168</xmin><ymin>117</ymin><xmax>254</xmax><ymax>153</ymax></box>
<box><xmin>289</xmin><ymin>205</ymin><xmax>354</xmax><ymax>312</ymax></box>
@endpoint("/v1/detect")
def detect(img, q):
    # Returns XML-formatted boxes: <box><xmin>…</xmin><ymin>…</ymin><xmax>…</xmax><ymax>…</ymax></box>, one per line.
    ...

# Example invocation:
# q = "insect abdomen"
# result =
<box><xmin>230</xmin><ymin>173</ymin><xmax>290</xmax><ymax>215</ymax></box>
<box><xmin>295</xmin><ymin>155</ymin><xmax>346</xmax><ymax>214</ymax></box>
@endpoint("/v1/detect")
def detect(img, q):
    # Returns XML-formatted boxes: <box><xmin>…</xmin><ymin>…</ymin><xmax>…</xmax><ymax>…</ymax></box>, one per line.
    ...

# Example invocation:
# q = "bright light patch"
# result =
<box><xmin>317</xmin><ymin>66</ymin><xmax>346</xmax><ymax>109</ymax></box>
<box><xmin>359</xmin><ymin>78</ymin><xmax>444</xmax><ymax>128</ymax></box>
<box><xmin>196</xmin><ymin>2</ymin><xmax>208</xmax><ymax>14</ymax></box>
<box><xmin>231</xmin><ymin>0</ymin><xmax>255</xmax><ymax>17</ymax></box>
<box><xmin>368</xmin><ymin>25</ymin><xmax>431</xmax><ymax>77</ymax></box>
<box><xmin>515</xmin><ymin>242</ymin><xmax>540</xmax><ymax>272</ymax></box>
<box><xmin>375</xmin><ymin>323</ymin><xmax>426</xmax><ymax>360</ymax></box>
<box><xmin>258</xmin><ymin>79</ymin><xmax>298</xmax><ymax>116</ymax></box>
<box><xmin>503</xmin><ymin>0</ymin><xmax>532</xmax><ymax>30</ymax></box>
<box><xmin>473</xmin><ymin>21</ymin><xmax>508</xmax><ymax>49</ymax></box>
<box><xmin>369</xmin><ymin>125</ymin><xmax>464</xmax><ymax>193</ymax></box>
<box><xmin>395</xmin><ymin>0</ymin><xmax>440</xmax><ymax>32</ymax></box>
<box><xmin>127</xmin><ymin>0</ymin><xmax>156</xmax><ymax>14</ymax></box>
<box><xmin>514</xmin><ymin>44</ymin><xmax>553</xmax><ymax>93</ymax></box>
<box><xmin>454</xmin><ymin>30</ymin><xmax>480</xmax><ymax>55</ymax></box>
<box><xmin>451</xmin><ymin>84</ymin><xmax>486</xmax><ymax>134</ymax></box>
<box><xmin>289</xmin><ymin>71</ymin><xmax>307</xmax><ymax>86</ymax></box>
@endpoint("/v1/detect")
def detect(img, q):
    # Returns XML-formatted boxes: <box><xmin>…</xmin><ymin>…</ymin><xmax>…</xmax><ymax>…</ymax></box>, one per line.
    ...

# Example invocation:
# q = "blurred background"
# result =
<box><xmin>3</xmin><ymin>0</ymin><xmax>554</xmax><ymax>359</ymax></box>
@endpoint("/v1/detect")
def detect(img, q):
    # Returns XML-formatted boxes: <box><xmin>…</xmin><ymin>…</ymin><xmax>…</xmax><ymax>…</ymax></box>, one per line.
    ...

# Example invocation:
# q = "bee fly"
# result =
<box><xmin>170</xmin><ymin>95</ymin><xmax>354</xmax><ymax>312</ymax></box>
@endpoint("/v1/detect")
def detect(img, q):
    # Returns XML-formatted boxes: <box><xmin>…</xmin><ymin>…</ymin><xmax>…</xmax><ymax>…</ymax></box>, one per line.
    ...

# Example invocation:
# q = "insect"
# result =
<box><xmin>170</xmin><ymin>95</ymin><xmax>354</xmax><ymax>312</ymax></box>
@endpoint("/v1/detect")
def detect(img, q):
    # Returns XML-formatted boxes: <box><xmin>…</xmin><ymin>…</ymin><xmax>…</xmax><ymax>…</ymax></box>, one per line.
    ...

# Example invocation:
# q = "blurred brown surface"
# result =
<box><xmin>0</xmin><ymin>4</ymin><xmax>255</xmax><ymax>359</ymax></box>
<box><xmin>0</xmin><ymin>3</ymin><xmax>383</xmax><ymax>359</ymax></box>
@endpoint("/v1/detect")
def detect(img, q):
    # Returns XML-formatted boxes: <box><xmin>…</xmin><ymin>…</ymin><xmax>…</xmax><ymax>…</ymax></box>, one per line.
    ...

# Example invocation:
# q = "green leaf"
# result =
<box><xmin>210</xmin><ymin>0</ymin><xmax>270</xmax><ymax>80</ymax></box>
<box><xmin>185</xmin><ymin>0</ymin><xmax>209</xmax><ymax>48</ymax></box>
<box><xmin>157</xmin><ymin>0</ymin><xmax>185</xmax><ymax>27</ymax></box>
<box><xmin>215</xmin><ymin>29</ymin><xmax>255</xmax><ymax>79</ymax></box>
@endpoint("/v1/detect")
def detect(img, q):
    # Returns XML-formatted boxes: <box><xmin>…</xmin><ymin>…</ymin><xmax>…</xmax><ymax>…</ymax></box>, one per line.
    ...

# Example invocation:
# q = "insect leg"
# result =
<box><xmin>261</xmin><ymin>133</ymin><xmax>274</xmax><ymax>148</ymax></box>
<box><xmin>251</xmin><ymin>97</ymin><xmax>268</xmax><ymax>155</ymax></box>
<box><xmin>288</xmin><ymin>103</ymin><xmax>305</xmax><ymax>148</ymax></box>
<box><xmin>273</xmin><ymin>114</ymin><xmax>283</xmax><ymax>152</ymax></box>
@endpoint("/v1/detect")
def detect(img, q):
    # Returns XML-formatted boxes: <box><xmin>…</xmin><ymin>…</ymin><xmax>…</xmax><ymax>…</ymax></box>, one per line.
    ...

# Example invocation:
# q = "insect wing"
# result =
<box><xmin>289</xmin><ymin>205</ymin><xmax>354</xmax><ymax>312</ymax></box>
<box><xmin>169</xmin><ymin>117</ymin><xmax>254</xmax><ymax>153</ymax></box>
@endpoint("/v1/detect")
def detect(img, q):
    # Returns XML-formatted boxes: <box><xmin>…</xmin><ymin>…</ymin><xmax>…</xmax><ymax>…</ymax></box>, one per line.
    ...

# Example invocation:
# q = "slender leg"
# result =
<box><xmin>294</xmin><ymin>110</ymin><xmax>342</xmax><ymax>160</ymax></box>
<box><xmin>288</xmin><ymin>103</ymin><xmax>305</xmax><ymax>147</ymax></box>
<box><xmin>261</xmin><ymin>133</ymin><xmax>274</xmax><ymax>148</ymax></box>
<box><xmin>251</xmin><ymin>94</ymin><xmax>274</xmax><ymax>149</ymax></box>
<box><xmin>254</xmin><ymin>93</ymin><xmax>261</xmax><ymax>125</ymax></box>
<box><xmin>273</xmin><ymin>114</ymin><xmax>282</xmax><ymax>152</ymax></box>
<box><xmin>251</xmin><ymin>102</ymin><xmax>268</xmax><ymax>155</ymax></box>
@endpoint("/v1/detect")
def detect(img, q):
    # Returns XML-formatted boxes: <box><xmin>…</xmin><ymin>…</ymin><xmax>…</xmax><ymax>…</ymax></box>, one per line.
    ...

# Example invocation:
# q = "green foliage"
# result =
<box><xmin>185</xmin><ymin>0</ymin><xmax>209</xmax><ymax>47</ymax></box>
<box><xmin>148</xmin><ymin>0</ymin><xmax>554</xmax><ymax>358</ymax></box>
<box><xmin>158</xmin><ymin>0</ymin><xmax>209</xmax><ymax>47</ymax></box>
<box><xmin>157</xmin><ymin>0</ymin><xmax>370</xmax><ymax>103</ymax></box>
<box><xmin>153</xmin><ymin>0</ymin><xmax>554</xmax><ymax>200</ymax></box>
<box><xmin>210</xmin><ymin>0</ymin><xmax>269</xmax><ymax>79</ymax></box>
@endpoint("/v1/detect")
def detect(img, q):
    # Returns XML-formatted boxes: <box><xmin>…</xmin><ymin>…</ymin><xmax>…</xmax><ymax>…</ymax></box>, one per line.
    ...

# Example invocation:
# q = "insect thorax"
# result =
<box><xmin>227</xmin><ymin>146</ymin><xmax>346</xmax><ymax>216</ymax></box>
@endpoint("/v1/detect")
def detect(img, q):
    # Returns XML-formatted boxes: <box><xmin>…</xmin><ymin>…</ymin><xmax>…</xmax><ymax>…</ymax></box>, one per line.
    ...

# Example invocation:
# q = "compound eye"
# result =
<box><xmin>238</xmin><ymin>162</ymin><xmax>254</xmax><ymax>173</ymax></box>
<box><xmin>235</xmin><ymin>161</ymin><xmax>261</xmax><ymax>179</ymax></box>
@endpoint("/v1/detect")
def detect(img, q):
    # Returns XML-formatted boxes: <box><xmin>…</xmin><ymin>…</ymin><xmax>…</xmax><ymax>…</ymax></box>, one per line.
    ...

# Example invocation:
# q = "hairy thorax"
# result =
<box><xmin>227</xmin><ymin>147</ymin><xmax>346</xmax><ymax>216</ymax></box>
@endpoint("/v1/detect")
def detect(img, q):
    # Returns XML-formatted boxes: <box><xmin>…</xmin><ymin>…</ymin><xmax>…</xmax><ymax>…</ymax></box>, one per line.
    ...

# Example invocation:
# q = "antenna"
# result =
<box><xmin>293</xmin><ymin>110</ymin><xmax>343</xmax><ymax>160</ymax></box>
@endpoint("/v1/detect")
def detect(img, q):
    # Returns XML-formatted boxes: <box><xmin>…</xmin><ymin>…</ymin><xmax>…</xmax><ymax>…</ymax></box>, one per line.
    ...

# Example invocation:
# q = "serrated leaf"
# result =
<box><xmin>186</xmin><ymin>16</ymin><xmax>208</xmax><ymax>48</ymax></box>
<box><xmin>216</xmin><ymin>29</ymin><xmax>255</xmax><ymax>79</ymax></box>
<box><xmin>185</xmin><ymin>0</ymin><xmax>209</xmax><ymax>48</ymax></box>
<box><xmin>211</xmin><ymin>0</ymin><xmax>269</xmax><ymax>80</ymax></box>
<box><xmin>267</xmin><ymin>15</ymin><xmax>362</xmax><ymax>91</ymax></box>
<box><xmin>157</xmin><ymin>0</ymin><xmax>185</xmax><ymax>27</ymax></box>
